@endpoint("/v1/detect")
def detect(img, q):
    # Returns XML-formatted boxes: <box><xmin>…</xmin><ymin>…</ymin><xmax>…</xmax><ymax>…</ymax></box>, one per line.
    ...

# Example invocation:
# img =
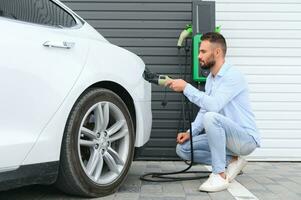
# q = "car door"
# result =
<box><xmin>0</xmin><ymin>0</ymin><xmax>89</xmax><ymax>170</ymax></box>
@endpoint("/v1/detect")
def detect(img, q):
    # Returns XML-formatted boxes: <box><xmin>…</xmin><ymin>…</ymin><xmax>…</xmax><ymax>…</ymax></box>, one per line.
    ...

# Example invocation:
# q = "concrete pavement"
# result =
<box><xmin>0</xmin><ymin>161</ymin><xmax>300</xmax><ymax>200</ymax></box>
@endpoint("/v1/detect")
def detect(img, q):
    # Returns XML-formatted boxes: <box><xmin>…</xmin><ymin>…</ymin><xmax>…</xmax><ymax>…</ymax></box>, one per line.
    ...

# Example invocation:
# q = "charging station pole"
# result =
<box><xmin>192</xmin><ymin>0</ymin><xmax>216</xmax><ymax>83</ymax></box>
<box><xmin>191</xmin><ymin>1</ymin><xmax>216</xmax><ymax>119</ymax></box>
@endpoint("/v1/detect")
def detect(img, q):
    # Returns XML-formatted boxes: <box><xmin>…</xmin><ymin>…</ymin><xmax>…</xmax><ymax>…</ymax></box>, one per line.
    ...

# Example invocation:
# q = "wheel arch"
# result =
<box><xmin>87</xmin><ymin>81</ymin><xmax>136</xmax><ymax>134</ymax></box>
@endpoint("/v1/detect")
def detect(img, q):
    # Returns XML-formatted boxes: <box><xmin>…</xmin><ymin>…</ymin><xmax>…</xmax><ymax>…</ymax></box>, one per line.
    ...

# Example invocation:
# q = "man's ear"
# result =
<box><xmin>215</xmin><ymin>47</ymin><xmax>222</xmax><ymax>57</ymax></box>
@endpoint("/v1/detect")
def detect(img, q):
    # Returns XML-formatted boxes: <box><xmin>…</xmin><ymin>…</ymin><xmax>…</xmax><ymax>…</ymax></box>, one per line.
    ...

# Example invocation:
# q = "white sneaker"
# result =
<box><xmin>199</xmin><ymin>173</ymin><xmax>229</xmax><ymax>192</ymax></box>
<box><xmin>227</xmin><ymin>157</ymin><xmax>247</xmax><ymax>182</ymax></box>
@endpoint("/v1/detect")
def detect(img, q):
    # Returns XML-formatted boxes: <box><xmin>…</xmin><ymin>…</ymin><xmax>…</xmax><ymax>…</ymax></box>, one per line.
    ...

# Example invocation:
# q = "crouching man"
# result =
<box><xmin>166</xmin><ymin>32</ymin><xmax>260</xmax><ymax>192</ymax></box>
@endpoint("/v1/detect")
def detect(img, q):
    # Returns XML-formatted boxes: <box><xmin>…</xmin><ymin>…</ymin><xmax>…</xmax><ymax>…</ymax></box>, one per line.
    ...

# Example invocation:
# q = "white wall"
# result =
<box><xmin>213</xmin><ymin>0</ymin><xmax>301</xmax><ymax>160</ymax></box>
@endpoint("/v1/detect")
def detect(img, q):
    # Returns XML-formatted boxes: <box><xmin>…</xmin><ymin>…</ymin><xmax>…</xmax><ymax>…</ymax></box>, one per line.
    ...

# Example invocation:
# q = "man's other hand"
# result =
<box><xmin>165</xmin><ymin>79</ymin><xmax>187</xmax><ymax>92</ymax></box>
<box><xmin>177</xmin><ymin>132</ymin><xmax>190</xmax><ymax>144</ymax></box>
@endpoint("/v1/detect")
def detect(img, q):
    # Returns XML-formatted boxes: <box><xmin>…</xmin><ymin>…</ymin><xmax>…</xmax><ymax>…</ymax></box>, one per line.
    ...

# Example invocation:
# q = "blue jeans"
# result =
<box><xmin>176</xmin><ymin>112</ymin><xmax>257</xmax><ymax>174</ymax></box>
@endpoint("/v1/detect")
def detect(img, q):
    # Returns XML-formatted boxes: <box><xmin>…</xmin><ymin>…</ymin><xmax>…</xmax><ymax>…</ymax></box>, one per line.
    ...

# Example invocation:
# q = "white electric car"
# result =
<box><xmin>0</xmin><ymin>0</ymin><xmax>152</xmax><ymax>197</ymax></box>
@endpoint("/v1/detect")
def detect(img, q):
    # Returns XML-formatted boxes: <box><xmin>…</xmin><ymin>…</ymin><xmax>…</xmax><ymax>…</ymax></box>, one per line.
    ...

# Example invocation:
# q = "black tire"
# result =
<box><xmin>56</xmin><ymin>88</ymin><xmax>135</xmax><ymax>197</ymax></box>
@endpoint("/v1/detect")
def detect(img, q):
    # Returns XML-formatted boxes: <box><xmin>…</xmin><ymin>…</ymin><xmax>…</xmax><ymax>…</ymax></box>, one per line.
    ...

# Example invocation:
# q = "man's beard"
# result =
<box><xmin>200</xmin><ymin>59</ymin><xmax>215</xmax><ymax>69</ymax></box>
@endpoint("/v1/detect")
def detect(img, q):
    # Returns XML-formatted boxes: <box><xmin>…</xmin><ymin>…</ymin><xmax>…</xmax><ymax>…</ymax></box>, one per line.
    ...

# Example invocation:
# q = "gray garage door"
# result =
<box><xmin>62</xmin><ymin>0</ymin><xmax>196</xmax><ymax>160</ymax></box>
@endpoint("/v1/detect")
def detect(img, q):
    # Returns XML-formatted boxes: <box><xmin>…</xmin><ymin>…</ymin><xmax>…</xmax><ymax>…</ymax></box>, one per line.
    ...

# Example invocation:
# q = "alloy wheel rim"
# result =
<box><xmin>78</xmin><ymin>101</ymin><xmax>129</xmax><ymax>184</ymax></box>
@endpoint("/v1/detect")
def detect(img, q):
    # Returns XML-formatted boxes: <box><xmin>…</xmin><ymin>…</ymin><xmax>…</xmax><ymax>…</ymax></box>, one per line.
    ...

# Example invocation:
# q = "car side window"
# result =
<box><xmin>0</xmin><ymin>0</ymin><xmax>76</xmax><ymax>28</ymax></box>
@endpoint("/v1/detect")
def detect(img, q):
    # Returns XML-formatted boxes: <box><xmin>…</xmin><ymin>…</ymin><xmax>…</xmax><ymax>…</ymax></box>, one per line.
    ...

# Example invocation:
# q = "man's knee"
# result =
<box><xmin>176</xmin><ymin>143</ymin><xmax>191</xmax><ymax>160</ymax></box>
<box><xmin>203</xmin><ymin>112</ymin><xmax>220</xmax><ymax>128</ymax></box>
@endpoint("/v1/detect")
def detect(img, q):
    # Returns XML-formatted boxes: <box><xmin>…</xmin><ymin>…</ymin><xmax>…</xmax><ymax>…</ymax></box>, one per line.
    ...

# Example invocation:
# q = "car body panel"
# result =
<box><xmin>0</xmin><ymin>17</ymin><xmax>89</xmax><ymax>169</ymax></box>
<box><xmin>22</xmin><ymin>29</ymin><xmax>152</xmax><ymax>165</ymax></box>
<box><xmin>0</xmin><ymin>0</ymin><xmax>152</xmax><ymax>181</ymax></box>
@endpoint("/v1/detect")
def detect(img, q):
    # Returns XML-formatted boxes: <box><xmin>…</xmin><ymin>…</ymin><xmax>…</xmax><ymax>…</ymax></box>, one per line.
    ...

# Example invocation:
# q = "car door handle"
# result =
<box><xmin>43</xmin><ymin>41</ymin><xmax>75</xmax><ymax>49</ymax></box>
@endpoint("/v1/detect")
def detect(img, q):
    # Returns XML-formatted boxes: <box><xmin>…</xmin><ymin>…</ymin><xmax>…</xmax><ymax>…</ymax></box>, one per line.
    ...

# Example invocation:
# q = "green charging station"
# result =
<box><xmin>191</xmin><ymin>1</ymin><xmax>216</xmax><ymax>82</ymax></box>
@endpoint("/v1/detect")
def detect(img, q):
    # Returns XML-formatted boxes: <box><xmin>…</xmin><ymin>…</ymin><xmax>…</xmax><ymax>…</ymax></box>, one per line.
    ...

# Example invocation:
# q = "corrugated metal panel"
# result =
<box><xmin>61</xmin><ymin>0</ymin><xmax>301</xmax><ymax>161</ymax></box>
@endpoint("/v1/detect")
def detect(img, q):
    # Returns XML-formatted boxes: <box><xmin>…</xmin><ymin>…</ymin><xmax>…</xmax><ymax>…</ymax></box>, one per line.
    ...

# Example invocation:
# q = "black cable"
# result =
<box><xmin>140</xmin><ymin>42</ymin><xmax>211</xmax><ymax>182</ymax></box>
<box><xmin>161</xmin><ymin>86</ymin><xmax>168</xmax><ymax>107</ymax></box>
<box><xmin>176</xmin><ymin>47</ymin><xmax>184</xmax><ymax>133</ymax></box>
<box><xmin>139</xmin><ymin>101</ymin><xmax>209</xmax><ymax>182</ymax></box>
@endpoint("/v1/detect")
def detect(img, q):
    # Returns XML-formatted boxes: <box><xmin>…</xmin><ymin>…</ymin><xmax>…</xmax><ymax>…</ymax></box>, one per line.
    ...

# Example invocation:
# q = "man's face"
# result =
<box><xmin>198</xmin><ymin>40</ymin><xmax>216</xmax><ymax>70</ymax></box>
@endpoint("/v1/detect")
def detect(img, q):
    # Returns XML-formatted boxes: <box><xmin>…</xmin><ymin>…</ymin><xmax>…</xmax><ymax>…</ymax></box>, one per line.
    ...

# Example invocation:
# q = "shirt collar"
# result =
<box><xmin>216</xmin><ymin>62</ymin><xmax>231</xmax><ymax>77</ymax></box>
<box><xmin>206</xmin><ymin>62</ymin><xmax>231</xmax><ymax>80</ymax></box>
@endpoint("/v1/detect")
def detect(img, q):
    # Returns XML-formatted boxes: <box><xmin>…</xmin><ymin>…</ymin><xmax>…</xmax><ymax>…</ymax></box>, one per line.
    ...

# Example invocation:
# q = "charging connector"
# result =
<box><xmin>158</xmin><ymin>75</ymin><xmax>172</xmax><ymax>86</ymax></box>
<box><xmin>143</xmin><ymin>68</ymin><xmax>172</xmax><ymax>86</ymax></box>
<box><xmin>177</xmin><ymin>24</ymin><xmax>192</xmax><ymax>48</ymax></box>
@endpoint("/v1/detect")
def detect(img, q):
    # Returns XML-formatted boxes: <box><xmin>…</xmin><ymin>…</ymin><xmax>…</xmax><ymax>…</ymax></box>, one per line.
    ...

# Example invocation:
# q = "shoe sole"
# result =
<box><xmin>199</xmin><ymin>184</ymin><xmax>229</xmax><ymax>192</ymax></box>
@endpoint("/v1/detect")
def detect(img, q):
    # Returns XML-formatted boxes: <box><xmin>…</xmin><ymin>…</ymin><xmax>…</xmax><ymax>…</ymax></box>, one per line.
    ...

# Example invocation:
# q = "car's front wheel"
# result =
<box><xmin>56</xmin><ymin>88</ymin><xmax>135</xmax><ymax>197</ymax></box>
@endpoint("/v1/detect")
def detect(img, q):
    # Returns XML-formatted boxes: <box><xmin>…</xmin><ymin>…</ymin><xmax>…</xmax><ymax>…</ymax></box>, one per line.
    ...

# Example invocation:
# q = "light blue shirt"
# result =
<box><xmin>184</xmin><ymin>62</ymin><xmax>260</xmax><ymax>146</ymax></box>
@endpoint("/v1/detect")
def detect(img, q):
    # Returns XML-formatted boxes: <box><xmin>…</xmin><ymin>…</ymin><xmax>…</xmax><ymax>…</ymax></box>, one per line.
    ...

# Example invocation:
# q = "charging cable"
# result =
<box><xmin>140</xmin><ymin>101</ymin><xmax>210</xmax><ymax>182</ymax></box>
<box><xmin>140</xmin><ymin>41</ymin><xmax>211</xmax><ymax>182</ymax></box>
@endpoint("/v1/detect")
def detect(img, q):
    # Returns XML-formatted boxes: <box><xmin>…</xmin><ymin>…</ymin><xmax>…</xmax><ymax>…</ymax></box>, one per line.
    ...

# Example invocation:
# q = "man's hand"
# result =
<box><xmin>177</xmin><ymin>132</ymin><xmax>190</xmax><ymax>144</ymax></box>
<box><xmin>165</xmin><ymin>79</ymin><xmax>187</xmax><ymax>92</ymax></box>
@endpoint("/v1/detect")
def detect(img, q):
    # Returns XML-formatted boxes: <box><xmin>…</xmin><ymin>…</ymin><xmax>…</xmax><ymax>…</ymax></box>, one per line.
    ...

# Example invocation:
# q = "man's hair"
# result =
<box><xmin>201</xmin><ymin>32</ymin><xmax>227</xmax><ymax>56</ymax></box>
